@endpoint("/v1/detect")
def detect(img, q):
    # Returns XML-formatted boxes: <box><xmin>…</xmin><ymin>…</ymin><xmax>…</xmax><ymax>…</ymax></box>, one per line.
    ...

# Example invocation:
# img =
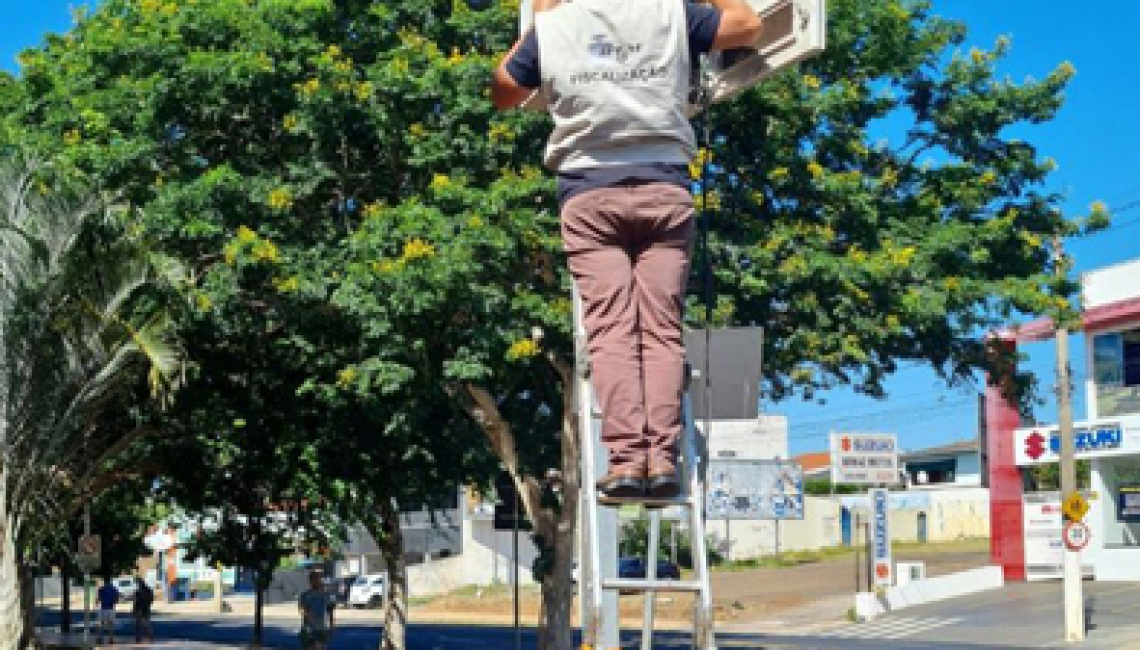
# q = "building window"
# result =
<box><xmin>1094</xmin><ymin>328</ymin><xmax>1140</xmax><ymax>418</ymax></box>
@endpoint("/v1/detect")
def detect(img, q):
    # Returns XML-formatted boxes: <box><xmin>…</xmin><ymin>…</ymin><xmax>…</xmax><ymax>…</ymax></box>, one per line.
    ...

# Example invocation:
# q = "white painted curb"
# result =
<box><xmin>855</xmin><ymin>565</ymin><xmax>1004</xmax><ymax>620</ymax></box>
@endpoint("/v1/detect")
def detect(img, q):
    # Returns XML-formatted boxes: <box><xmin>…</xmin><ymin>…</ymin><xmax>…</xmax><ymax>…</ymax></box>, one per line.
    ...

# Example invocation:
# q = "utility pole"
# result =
<box><xmin>1054</xmin><ymin>237</ymin><xmax>1084</xmax><ymax>642</ymax></box>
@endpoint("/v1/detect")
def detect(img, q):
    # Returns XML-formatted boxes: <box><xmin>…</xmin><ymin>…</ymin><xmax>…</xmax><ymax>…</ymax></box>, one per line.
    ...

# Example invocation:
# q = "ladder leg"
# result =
<box><xmin>641</xmin><ymin>509</ymin><xmax>661</xmax><ymax>650</ymax></box>
<box><xmin>683</xmin><ymin>393</ymin><xmax>717</xmax><ymax>650</ymax></box>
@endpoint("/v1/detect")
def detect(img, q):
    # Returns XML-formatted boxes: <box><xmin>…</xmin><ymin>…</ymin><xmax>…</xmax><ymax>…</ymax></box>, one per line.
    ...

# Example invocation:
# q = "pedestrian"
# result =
<box><xmin>298</xmin><ymin>570</ymin><xmax>334</xmax><ymax>650</ymax></box>
<box><xmin>95</xmin><ymin>576</ymin><xmax>120</xmax><ymax>645</ymax></box>
<box><xmin>132</xmin><ymin>576</ymin><xmax>155</xmax><ymax>643</ymax></box>
<box><xmin>491</xmin><ymin>0</ymin><xmax>763</xmax><ymax>499</ymax></box>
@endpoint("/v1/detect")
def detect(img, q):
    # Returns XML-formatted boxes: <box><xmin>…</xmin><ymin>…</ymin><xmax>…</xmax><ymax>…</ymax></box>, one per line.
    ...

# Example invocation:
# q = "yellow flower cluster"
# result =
<box><xmin>256</xmin><ymin>52</ymin><xmax>273</xmax><ymax>72</ymax></box>
<box><xmin>507</xmin><ymin>338</ymin><xmax>540</xmax><ymax>360</ymax></box>
<box><xmin>251</xmin><ymin>240</ymin><xmax>280</xmax><ymax>262</ymax></box>
<box><xmin>354</xmin><ymin>81</ymin><xmax>373</xmax><ymax>101</ymax></box>
<box><xmin>373</xmin><ymin>259</ymin><xmax>399</xmax><ymax>274</ymax></box>
<box><xmin>430</xmin><ymin>174</ymin><xmax>451</xmax><ymax>191</ymax></box>
<box><xmin>688</xmin><ymin>147</ymin><xmax>711</xmax><ymax>179</ymax></box>
<box><xmin>467</xmin><ymin>215</ymin><xmax>484</xmax><ymax>228</ymax></box>
<box><xmin>297</xmin><ymin>78</ymin><xmax>320</xmax><ymax>96</ymax></box>
<box><xmin>807</xmin><ymin>161</ymin><xmax>825</xmax><ymax>179</ymax></box>
<box><xmin>224</xmin><ymin>226</ymin><xmax>281</xmax><ymax>266</ymax></box>
<box><xmin>363</xmin><ymin>202</ymin><xmax>385</xmax><ymax>219</ymax></box>
<box><xmin>880</xmin><ymin>167</ymin><xmax>898</xmax><ymax>188</ymax></box>
<box><xmin>273</xmin><ymin>275</ymin><xmax>300</xmax><ymax>293</ymax></box>
<box><xmin>489</xmin><ymin>123</ymin><xmax>513</xmax><ymax>143</ymax></box>
<box><xmin>236</xmin><ymin>225</ymin><xmax>257</xmax><ymax>243</ymax></box>
<box><xmin>267</xmin><ymin>188</ymin><xmax>293</xmax><ymax>211</ymax></box>
<box><xmin>1090</xmin><ymin>200</ymin><xmax>1108</xmax><ymax>215</ymax></box>
<box><xmin>63</xmin><ymin>129</ymin><xmax>81</xmax><ymax>146</ymax></box>
<box><xmin>769</xmin><ymin>167</ymin><xmax>790</xmax><ymax>182</ymax></box>
<box><xmin>980</xmin><ymin>170</ymin><xmax>997</xmax><ymax>185</ymax></box>
<box><xmin>397</xmin><ymin>28</ymin><xmax>427</xmax><ymax>48</ymax></box>
<box><xmin>325</xmin><ymin>44</ymin><xmax>342</xmax><ymax>59</ymax></box>
<box><xmin>283</xmin><ymin>114</ymin><xmax>299</xmax><ymax>132</ymax></box>
<box><xmin>336</xmin><ymin>366</ymin><xmax>357</xmax><ymax>388</ymax></box>
<box><xmin>802</xmin><ymin>74</ymin><xmax>821</xmax><ymax>90</ymax></box>
<box><xmin>885</xmin><ymin>315</ymin><xmax>901</xmax><ymax>329</ymax></box>
<box><xmin>409</xmin><ymin>123</ymin><xmax>426</xmax><ymax>138</ymax></box>
<box><xmin>944</xmin><ymin>277</ymin><xmax>962</xmax><ymax>292</ymax></box>
<box><xmin>195</xmin><ymin>292</ymin><xmax>213</xmax><ymax>311</ymax></box>
<box><xmin>401</xmin><ymin>238</ymin><xmax>435</xmax><ymax>261</ymax></box>
<box><xmin>887</xmin><ymin>246</ymin><xmax>917</xmax><ymax>266</ymax></box>
<box><xmin>447</xmin><ymin>47</ymin><xmax>465</xmax><ymax>66</ymax></box>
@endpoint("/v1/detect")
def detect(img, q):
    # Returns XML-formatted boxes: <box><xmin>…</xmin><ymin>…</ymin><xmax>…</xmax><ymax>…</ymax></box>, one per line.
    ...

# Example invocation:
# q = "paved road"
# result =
<box><xmin>41</xmin><ymin>580</ymin><xmax>1140</xmax><ymax>648</ymax></box>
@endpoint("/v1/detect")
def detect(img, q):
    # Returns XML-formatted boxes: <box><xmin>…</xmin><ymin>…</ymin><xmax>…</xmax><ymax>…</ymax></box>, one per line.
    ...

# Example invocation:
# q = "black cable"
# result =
<box><xmin>698</xmin><ymin>88</ymin><xmax>715</xmax><ymax>467</ymax></box>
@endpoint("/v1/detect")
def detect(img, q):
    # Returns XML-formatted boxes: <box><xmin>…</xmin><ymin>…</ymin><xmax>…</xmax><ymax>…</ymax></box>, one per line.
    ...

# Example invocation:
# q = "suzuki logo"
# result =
<box><xmin>1025</xmin><ymin>431</ymin><xmax>1047</xmax><ymax>461</ymax></box>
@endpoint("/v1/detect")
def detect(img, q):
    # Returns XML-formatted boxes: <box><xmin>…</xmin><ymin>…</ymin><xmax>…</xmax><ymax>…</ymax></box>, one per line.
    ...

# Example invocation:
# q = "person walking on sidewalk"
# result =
<box><xmin>492</xmin><ymin>0</ymin><xmax>763</xmax><ymax>499</ymax></box>
<box><xmin>298</xmin><ymin>570</ymin><xmax>334</xmax><ymax>650</ymax></box>
<box><xmin>95</xmin><ymin>576</ymin><xmax>120</xmax><ymax>645</ymax></box>
<box><xmin>132</xmin><ymin>576</ymin><xmax>155</xmax><ymax>643</ymax></box>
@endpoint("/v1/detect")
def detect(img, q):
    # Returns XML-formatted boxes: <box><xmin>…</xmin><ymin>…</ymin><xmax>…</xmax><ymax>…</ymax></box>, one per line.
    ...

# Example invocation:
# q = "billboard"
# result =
<box><xmin>830</xmin><ymin>432</ymin><xmax>899</xmax><ymax>485</ymax></box>
<box><xmin>705</xmin><ymin>459</ymin><xmax>803</xmax><ymax>520</ymax></box>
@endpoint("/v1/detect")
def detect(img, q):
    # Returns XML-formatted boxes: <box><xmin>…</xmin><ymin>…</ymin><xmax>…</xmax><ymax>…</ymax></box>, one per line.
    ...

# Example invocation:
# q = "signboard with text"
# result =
<box><xmin>1118</xmin><ymin>484</ymin><xmax>1140</xmax><ymax>522</ymax></box>
<box><xmin>871</xmin><ymin>488</ymin><xmax>892</xmax><ymax>588</ymax></box>
<box><xmin>705</xmin><ymin>459</ymin><xmax>804</xmax><ymax>520</ymax></box>
<box><xmin>830</xmin><ymin>433</ymin><xmax>899</xmax><ymax>485</ymax></box>
<box><xmin>1015</xmin><ymin>415</ymin><xmax>1140</xmax><ymax>466</ymax></box>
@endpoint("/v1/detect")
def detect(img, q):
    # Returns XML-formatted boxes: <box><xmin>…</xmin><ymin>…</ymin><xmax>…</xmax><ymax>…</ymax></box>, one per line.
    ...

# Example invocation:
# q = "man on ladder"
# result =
<box><xmin>491</xmin><ymin>0</ymin><xmax>762</xmax><ymax>499</ymax></box>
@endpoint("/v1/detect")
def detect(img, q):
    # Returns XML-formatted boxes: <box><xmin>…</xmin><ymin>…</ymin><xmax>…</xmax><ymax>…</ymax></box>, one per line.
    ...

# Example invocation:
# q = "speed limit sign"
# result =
<box><xmin>1063</xmin><ymin>521</ymin><xmax>1091</xmax><ymax>551</ymax></box>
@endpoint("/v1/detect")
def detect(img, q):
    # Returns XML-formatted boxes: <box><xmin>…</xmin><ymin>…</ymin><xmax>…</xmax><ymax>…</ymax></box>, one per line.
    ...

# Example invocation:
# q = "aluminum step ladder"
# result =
<box><xmin>573</xmin><ymin>287</ymin><xmax>717</xmax><ymax>650</ymax></box>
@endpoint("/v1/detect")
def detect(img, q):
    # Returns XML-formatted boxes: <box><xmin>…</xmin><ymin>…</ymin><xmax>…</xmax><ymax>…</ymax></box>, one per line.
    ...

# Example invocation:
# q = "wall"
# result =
<box><xmin>407</xmin><ymin>555</ymin><xmax>470</xmax><ymax>597</ymax></box>
<box><xmin>706</xmin><ymin>496</ymin><xmax>841</xmax><ymax>558</ymax></box>
<box><xmin>954</xmin><ymin>452</ymin><xmax>982</xmax><ymax>486</ymax></box>
<box><xmin>459</xmin><ymin>513</ymin><xmax>539</xmax><ymax>588</ymax></box>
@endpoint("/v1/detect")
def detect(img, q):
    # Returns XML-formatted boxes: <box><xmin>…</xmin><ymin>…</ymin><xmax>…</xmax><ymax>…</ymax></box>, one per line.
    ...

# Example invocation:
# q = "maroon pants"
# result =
<box><xmin>561</xmin><ymin>182</ymin><xmax>695</xmax><ymax>474</ymax></box>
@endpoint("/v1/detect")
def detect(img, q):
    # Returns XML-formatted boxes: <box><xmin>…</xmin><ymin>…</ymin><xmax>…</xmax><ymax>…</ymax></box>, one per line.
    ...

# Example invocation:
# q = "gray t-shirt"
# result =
<box><xmin>299</xmin><ymin>589</ymin><xmax>332</xmax><ymax>630</ymax></box>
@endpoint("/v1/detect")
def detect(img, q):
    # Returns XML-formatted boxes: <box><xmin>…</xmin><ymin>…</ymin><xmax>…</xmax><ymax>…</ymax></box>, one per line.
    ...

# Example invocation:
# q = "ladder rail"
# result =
<box><xmin>574</xmin><ymin>284</ymin><xmax>717</xmax><ymax>650</ymax></box>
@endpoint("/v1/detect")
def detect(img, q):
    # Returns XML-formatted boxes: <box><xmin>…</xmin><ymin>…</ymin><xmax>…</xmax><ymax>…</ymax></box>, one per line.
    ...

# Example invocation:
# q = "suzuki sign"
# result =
<box><xmin>1015</xmin><ymin>415</ymin><xmax>1140</xmax><ymax>466</ymax></box>
<box><xmin>830</xmin><ymin>433</ymin><xmax>899</xmax><ymax>485</ymax></box>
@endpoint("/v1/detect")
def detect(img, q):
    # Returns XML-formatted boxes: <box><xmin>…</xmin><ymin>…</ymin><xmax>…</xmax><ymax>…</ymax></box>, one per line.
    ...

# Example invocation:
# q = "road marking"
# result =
<box><xmin>819</xmin><ymin>616</ymin><xmax>962</xmax><ymax>640</ymax></box>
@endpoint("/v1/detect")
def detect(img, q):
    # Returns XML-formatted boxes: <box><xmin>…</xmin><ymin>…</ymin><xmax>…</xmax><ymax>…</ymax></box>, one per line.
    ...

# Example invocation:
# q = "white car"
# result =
<box><xmin>348</xmin><ymin>573</ymin><xmax>387</xmax><ymax>609</ymax></box>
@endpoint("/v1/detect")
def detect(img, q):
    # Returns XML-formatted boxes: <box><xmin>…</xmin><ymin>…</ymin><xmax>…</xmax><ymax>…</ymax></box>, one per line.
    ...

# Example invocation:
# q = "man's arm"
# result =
<box><xmin>491</xmin><ymin>34</ymin><xmax>537</xmax><ymax>111</ymax></box>
<box><xmin>706</xmin><ymin>0</ymin><xmax>763</xmax><ymax>50</ymax></box>
<box><xmin>490</xmin><ymin>0</ymin><xmax>558</xmax><ymax>110</ymax></box>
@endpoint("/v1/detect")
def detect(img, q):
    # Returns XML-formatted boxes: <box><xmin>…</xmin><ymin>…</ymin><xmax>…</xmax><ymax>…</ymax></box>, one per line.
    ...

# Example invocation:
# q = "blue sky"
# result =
<box><xmin>5</xmin><ymin>1</ymin><xmax>1138</xmax><ymax>455</ymax></box>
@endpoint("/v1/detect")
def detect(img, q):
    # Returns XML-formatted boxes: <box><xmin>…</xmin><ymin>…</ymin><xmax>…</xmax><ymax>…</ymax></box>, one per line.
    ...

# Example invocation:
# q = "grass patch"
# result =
<box><xmin>711</xmin><ymin>537</ymin><xmax>989</xmax><ymax>572</ymax></box>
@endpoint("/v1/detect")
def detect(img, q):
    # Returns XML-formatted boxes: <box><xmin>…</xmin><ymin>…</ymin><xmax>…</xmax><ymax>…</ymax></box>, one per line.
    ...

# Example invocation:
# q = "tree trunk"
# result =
<box><xmin>0</xmin><ymin>517</ymin><xmax>24</xmax><ymax>649</ymax></box>
<box><xmin>375</xmin><ymin>500</ymin><xmax>407</xmax><ymax>650</ymax></box>
<box><xmin>463</xmin><ymin>350</ymin><xmax>580</xmax><ymax>650</ymax></box>
<box><xmin>60</xmin><ymin>558</ymin><xmax>70</xmax><ymax>635</ymax></box>
<box><xmin>536</xmin><ymin>520</ymin><xmax>576</xmax><ymax>650</ymax></box>
<box><xmin>19</xmin><ymin>556</ymin><xmax>37</xmax><ymax>649</ymax></box>
<box><xmin>252</xmin><ymin>567</ymin><xmax>263</xmax><ymax>648</ymax></box>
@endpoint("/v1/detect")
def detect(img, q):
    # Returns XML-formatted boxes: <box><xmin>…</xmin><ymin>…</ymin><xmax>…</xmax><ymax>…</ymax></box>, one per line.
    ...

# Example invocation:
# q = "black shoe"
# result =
<box><xmin>646</xmin><ymin>466</ymin><xmax>681</xmax><ymax>499</ymax></box>
<box><xmin>596</xmin><ymin>470</ymin><xmax>646</xmax><ymax>499</ymax></box>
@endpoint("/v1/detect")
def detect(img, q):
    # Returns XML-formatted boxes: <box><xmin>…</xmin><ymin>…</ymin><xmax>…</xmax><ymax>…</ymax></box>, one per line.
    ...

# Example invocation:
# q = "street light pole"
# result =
<box><xmin>1054</xmin><ymin>237</ymin><xmax>1084</xmax><ymax>642</ymax></box>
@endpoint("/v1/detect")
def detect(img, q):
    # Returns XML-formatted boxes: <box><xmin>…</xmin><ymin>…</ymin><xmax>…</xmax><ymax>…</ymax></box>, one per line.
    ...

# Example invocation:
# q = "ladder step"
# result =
<box><xmin>597</xmin><ymin>494</ymin><xmax>690</xmax><ymax>508</ymax></box>
<box><xmin>602</xmin><ymin>578</ymin><xmax>704</xmax><ymax>593</ymax></box>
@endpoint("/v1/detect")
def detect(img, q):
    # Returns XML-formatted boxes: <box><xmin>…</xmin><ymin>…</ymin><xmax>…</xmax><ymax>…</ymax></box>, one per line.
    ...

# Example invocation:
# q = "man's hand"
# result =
<box><xmin>708</xmin><ymin>0</ymin><xmax>763</xmax><ymax>50</ymax></box>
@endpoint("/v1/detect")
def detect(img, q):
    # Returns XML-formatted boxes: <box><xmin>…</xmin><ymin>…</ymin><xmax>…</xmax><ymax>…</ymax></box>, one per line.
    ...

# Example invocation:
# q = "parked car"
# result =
<box><xmin>348</xmin><ymin>573</ymin><xmax>387</xmax><ymax>609</ymax></box>
<box><xmin>113</xmin><ymin>576</ymin><xmax>138</xmax><ymax>602</ymax></box>
<box><xmin>617</xmin><ymin>557</ymin><xmax>680</xmax><ymax>580</ymax></box>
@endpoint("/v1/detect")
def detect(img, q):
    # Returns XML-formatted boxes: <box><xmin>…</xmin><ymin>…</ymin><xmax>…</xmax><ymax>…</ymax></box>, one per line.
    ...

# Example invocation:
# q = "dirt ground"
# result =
<box><xmin>413</xmin><ymin>540</ymin><xmax>991</xmax><ymax>627</ymax></box>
